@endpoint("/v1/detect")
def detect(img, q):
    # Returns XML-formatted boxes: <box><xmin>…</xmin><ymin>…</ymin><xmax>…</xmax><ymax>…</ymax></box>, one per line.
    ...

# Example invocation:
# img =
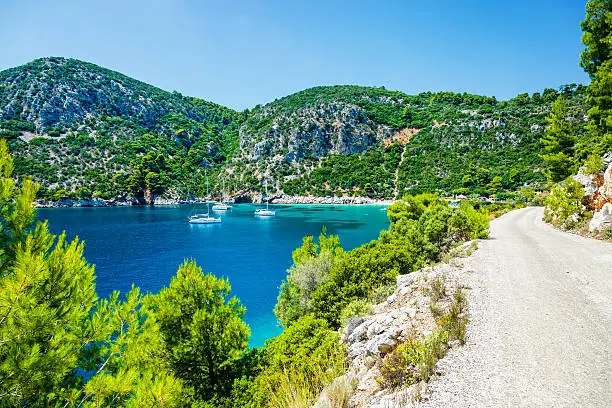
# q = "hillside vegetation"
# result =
<box><xmin>0</xmin><ymin>57</ymin><xmax>243</xmax><ymax>201</ymax></box>
<box><xmin>0</xmin><ymin>58</ymin><xmax>588</xmax><ymax>202</ymax></box>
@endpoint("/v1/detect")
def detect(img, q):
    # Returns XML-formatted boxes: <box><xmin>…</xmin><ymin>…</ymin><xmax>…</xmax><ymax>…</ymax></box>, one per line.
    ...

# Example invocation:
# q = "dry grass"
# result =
<box><xmin>429</xmin><ymin>276</ymin><xmax>446</xmax><ymax>302</ymax></box>
<box><xmin>267</xmin><ymin>357</ymin><xmax>347</xmax><ymax>408</ymax></box>
<box><xmin>318</xmin><ymin>375</ymin><xmax>357</xmax><ymax>408</ymax></box>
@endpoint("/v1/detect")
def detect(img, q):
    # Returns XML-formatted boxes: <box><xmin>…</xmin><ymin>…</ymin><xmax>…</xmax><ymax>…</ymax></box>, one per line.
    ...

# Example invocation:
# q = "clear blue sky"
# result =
<box><xmin>0</xmin><ymin>0</ymin><xmax>588</xmax><ymax>110</ymax></box>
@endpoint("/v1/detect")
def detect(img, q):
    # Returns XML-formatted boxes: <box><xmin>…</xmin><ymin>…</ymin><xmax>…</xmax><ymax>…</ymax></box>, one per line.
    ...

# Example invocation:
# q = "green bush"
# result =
<box><xmin>339</xmin><ymin>298</ymin><xmax>373</xmax><ymax>325</ymax></box>
<box><xmin>235</xmin><ymin>315</ymin><xmax>346</xmax><ymax>408</ymax></box>
<box><xmin>543</xmin><ymin>178</ymin><xmax>590</xmax><ymax>229</ymax></box>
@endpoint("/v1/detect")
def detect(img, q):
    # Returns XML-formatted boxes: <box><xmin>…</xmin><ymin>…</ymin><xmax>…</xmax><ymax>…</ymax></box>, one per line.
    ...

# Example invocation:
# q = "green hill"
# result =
<box><xmin>0</xmin><ymin>58</ymin><xmax>588</xmax><ymax>202</ymax></box>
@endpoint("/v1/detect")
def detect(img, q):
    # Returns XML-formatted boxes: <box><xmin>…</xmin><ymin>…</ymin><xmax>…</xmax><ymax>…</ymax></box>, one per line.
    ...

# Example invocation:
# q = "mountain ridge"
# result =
<box><xmin>0</xmin><ymin>57</ymin><xmax>588</xmax><ymax>202</ymax></box>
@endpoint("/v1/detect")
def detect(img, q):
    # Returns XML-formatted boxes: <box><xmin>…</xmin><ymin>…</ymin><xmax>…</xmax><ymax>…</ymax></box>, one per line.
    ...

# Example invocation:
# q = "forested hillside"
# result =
<box><xmin>0</xmin><ymin>57</ymin><xmax>243</xmax><ymax>201</ymax></box>
<box><xmin>0</xmin><ymin>57</ymin><xmax>588</xmax><ymax>202</ymax></box>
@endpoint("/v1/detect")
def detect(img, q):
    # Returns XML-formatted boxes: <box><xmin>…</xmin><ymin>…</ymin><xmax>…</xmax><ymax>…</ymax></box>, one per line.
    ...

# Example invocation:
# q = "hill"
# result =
<box><xmin>0</xmin><ymin>57</ymin><xmax>243</xmax><ymax>201</ymax></box>
<box><xmin>0</xmin><ymin>58</ymin><xmax>588</xmax><ymax>202</ymax></box>
<box><xmin>230</xmin><ymin>84</ymin><xmax>586</xmax><ymax>198</ymax></box>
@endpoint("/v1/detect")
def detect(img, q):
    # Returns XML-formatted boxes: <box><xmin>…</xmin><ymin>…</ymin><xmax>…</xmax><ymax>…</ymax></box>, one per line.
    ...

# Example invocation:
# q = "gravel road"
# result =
<box><xmin>418</xmin><ymin>207</ymin><xmax>612</xmax><ymax>408</ymax></box>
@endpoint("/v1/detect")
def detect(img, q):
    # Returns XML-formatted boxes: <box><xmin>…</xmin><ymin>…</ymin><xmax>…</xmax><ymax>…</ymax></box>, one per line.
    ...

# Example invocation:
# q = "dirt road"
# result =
<box><xmin>419</xmin><ymin>207</ymin><xmax>612</xmax><ymax>407</ymax></box>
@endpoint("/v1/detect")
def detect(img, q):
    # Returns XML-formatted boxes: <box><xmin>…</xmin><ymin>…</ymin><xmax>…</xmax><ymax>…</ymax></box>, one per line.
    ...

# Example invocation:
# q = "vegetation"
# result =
<box><xmin>273</xmin><ymin>194</ymin><xmax>488</xmax><ymax>331</ymax></box>
<box><xmin>543</xmin><ymin>0</ymin><xmax>611</xmax><ymax>234</ymax></box>
<box><xmin>543</xmin><ymin>178</ymin><xmax>592</xmax><ymax>230</ymax></box>
<box><xmin>0</xmin><ymin>57</ymin><xmax>593</xmax><ymax>202</ymax></box>
<box><xmin>0</xmin><ymin>142</ymin><xmax>250</xmax><ymax>407</ymax></box>
<box><xmin>540</xmin><ymin>96</ymin><xmax>580</xmax><ymax>182</ymax></box>
<box><xmin>0</xmin><ymin>57</ymin><xmax>244</xmax><ymax>201</ymax></box>
<box><xmin>580</xmin><ymin>0</ymin><xmax>612</xmax><ymax>156</ymax></box>
<box><xmin>378</xmin><ymin>286</ymin><xmax>467</xmax><ymax>389</ymax></box>
<box><xmin>242</xmin><ymin>85</ymin><xmax>587</xmax><ymax>199</ymax></box>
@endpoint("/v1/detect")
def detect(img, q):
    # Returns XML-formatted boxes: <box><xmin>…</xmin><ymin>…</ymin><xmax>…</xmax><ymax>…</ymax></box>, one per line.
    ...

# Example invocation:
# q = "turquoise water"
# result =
<box><xmin>38</xmin><ymin>204</ymin><xmax>389</xmax><ymax>346</ymax></box>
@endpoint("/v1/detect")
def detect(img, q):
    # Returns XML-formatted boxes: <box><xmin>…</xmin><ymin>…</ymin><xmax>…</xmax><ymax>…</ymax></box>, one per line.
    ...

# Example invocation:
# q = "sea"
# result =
<box><xmin>38</xmin><ymin>203</ymin><xmax>390</xmax><ymax>347</ymax></box>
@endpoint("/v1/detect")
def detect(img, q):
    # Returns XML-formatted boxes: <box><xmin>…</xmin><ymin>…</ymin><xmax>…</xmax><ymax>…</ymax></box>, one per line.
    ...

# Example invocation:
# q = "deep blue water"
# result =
<box><xmin>38</xmin><ymin>204</ymin><xmax>389</xmax><ymax>346</ymax></box>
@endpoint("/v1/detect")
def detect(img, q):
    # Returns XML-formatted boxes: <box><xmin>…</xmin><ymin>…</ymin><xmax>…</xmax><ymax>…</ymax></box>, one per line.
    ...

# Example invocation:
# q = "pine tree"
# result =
<box><xmin>581</xmin><ymin>0</ymin><xmax>612</xmax><ymax>155</ymax></box>
<box><xmin>540</xmin><ymin>96</ymin><xmax>577</xmax><ymax>182</ymax></box>
<box><xmin>146</xmin><ymin>260</ymin><xmax>250</xmax><ymax>406</ymax></box>
<box><xmin>0</xmin><ymin>139</ymin><xmax>96</xmax><ymax>405</ymax></box>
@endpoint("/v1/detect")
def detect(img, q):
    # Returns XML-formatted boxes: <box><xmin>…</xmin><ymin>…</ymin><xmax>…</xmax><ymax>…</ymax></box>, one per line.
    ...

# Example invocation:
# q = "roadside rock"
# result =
<box><xmin>314</xmin><ymin>250</ymin><xmax>476</xmax><ymax>408</ymax></box>
<box><xmin>589</xmin><ymin>202</ymin><xmax>612</xmax><ymax>232</ymax></box>
<box><xmin>589</xmin><ymin>159</ymin><xmax>612</xmax><ymax>232</ymax></box>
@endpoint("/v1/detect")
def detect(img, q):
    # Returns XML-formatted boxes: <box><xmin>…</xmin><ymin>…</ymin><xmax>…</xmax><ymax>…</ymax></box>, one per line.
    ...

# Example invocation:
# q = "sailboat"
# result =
<box><xmin>189</xmin><ymin>176</ymin><xmax>221</xmax><ymax>224</ymax></box>
<box><xmin>212</xmin><ymin>179</ymin><xmax>232</xmax><ymax>211</ymax></box>
<box><xmin>254</xmin><ymin>180</ymin><xmax>276</xmax><ymax>217</ymax></box>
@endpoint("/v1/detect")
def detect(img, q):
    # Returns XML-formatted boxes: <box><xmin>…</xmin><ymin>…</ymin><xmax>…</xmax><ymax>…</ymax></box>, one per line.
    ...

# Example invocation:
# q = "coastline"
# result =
<box><xmin>35</xmin><ymin>195</ymin><xmax>394</xmax><ymax>208</ymax></box>
<box><xmin>269</xmin><ymin>195</ymin><xmax>393</xmax><ymax>206</ymax></box>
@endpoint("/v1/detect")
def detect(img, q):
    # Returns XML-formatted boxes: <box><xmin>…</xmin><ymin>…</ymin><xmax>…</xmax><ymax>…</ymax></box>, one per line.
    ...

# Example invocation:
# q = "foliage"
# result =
<box><xmin>0</xmin><ymin>57</ymin><xmax>243</xmax><ymax>200</ymax></box>
<box><xmin>543</xmin><ymin>178</ymin><xmax>589</xmax><ymax>230</ymax></box>
<box><xmin>439</xmin><ymin>288</ymin><xmax>468</xmax><ymax>345</ymax></box>
<box><xmin>540</xmin><ymin>96</ymin><xmax>578</xmax><ymax>182</ymax></box>
<box><xmin>339</xmin><ymin>298</ymin><xmax>373</xmax><ymax>325</ymax></box>
<box><xmin>0</xmin><ymin>56</ymin><xmax>593</xmax><ymax>200</ymax></box>
<box><xmin>274</xmin><ymin>230</ymin><xmax>344</xmax><ymax>328</ymax></box>
<box><xmin>583</xmin><ymin>154</ymin><xmax>605</xmax><ymax>174</ymax></box>
<box><xmin>308</xmin><ymin>197</ymin><xmax>488</xmax><ymax>328</ymax></box>
<box><xmin>282</xmin><ymin>144</ymin><xmax>403</xmax><ymax>198</ymax></box>
<box><xmin>147</xmin><ymin>260</ymin><xmax>250</xmax><ymax>405</ymax></box>
<box><xmin>0</xmin><ymin>139</ymin><xmax>97</xmax><ymax>406</ymax></box>
<box><xmin>580</xmin><ymin>0</ymin><xmax>612</xmax><ymax>156</ymax></box>
<box><xmin>234</xmin><ymin>315</ymin><xmax>346</xmax><ymax>408</ymax></box>
<box><xmin>80</xmin><ymin>287</ymin><xmax>186</xmax><ymax>408</ymax></box>
<box><xmin>0</xmin><ymin>140</ymin><xmax>254</xmax><ymax>406</ymax></box>
<box><xmin>378</xmin><ymin>329</ymin><xmax>449</xmax><ymax>388</ymax></box>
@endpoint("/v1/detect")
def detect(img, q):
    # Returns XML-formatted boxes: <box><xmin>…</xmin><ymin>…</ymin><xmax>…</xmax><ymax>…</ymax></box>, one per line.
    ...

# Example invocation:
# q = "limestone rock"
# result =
<box><xmin>589</xmin><ymin>202</ymin><xmax>612</xmax><ymax>232</ymax></box>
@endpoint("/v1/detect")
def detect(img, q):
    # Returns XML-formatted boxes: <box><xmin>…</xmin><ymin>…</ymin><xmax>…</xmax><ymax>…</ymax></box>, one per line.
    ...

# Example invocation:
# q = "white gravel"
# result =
<box><xmin>416</xmin><ymin>207</ymin><xmax>612</xmax><ymax>408</ymax></box>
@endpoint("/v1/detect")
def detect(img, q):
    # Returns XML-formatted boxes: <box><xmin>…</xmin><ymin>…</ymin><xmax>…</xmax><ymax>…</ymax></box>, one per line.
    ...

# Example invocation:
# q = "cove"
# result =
<box><xmin>38</xmin><ymin>204</ymin><xmax>390</xmax><ymax>346</ymax></box>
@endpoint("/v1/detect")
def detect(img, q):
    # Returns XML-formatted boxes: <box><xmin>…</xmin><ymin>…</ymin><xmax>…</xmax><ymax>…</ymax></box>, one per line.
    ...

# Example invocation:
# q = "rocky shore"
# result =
<box><xmin>35</xmin><ymin>194</ymin><xmax>392</xmax><ymax>208</ymax></box>
<box><xmin>269</xmin><ymin>195</ymin><xmax>393</xmax><ymax>205</ymax></box>
<box><xmin>35</xmin><ymin>197</ymin><xmax>205</xmax><ymax>208</ymax></box>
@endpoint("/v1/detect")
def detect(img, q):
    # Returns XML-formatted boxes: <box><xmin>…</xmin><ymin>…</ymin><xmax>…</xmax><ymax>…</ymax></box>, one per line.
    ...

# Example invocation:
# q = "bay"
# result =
<box><xmin>38</xmin><ymin>203</ymin><xmax>389</xmax><ymax>346</ymax></box>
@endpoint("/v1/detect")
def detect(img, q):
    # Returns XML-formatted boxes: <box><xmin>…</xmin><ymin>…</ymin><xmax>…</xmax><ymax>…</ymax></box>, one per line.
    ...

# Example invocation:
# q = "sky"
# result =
<box><xmin>0</xmin><ymin>0</ymin><xmax>589</xmax><ymax>110</ymax></box>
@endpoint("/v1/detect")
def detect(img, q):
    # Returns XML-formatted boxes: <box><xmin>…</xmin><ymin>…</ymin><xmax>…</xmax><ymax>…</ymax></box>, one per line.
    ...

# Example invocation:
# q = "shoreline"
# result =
<box><xmin>35</xmin><ymin>195</ymin><xmax>394</xmax><ymax>208</ymax></box>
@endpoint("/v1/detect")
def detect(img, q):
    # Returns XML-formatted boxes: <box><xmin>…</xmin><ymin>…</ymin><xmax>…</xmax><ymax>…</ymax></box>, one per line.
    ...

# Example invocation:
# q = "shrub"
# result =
<box><xmin>543</xmin><ymin>178</ymin><xmax>589</xmax><ymax>229</ymax></box>
<box><xmin>274</xmin><ymin>231</ymin><xmax>344</xmax><ymax>328</ymax></box>
<box><xmin>428</xmin><ymin>277</ymin><xmax>446</xmax><ymax>302</ymax></box>
<box><xmin>236</xmin><ymin>316</ymin><xmax>346</xmax><ymax>408</ymax></box>
<box><xmin>583</xmin><ymin>154</ymin><xmax>604</xmax><ymax>175</ymax></box>
<box><xmin>339</xmin><ymin>298</ymin><xmax>373</xmax><ymax>325</ymax></box>
<box><xmin>440</xmin><ymin>288</ymin><xmax>468</xmax><ymax>344</ymax></box>
<box><xmin>378</xmin><ymin>329</ymin><xmax>450</xmax><ymax>388</ymax></box>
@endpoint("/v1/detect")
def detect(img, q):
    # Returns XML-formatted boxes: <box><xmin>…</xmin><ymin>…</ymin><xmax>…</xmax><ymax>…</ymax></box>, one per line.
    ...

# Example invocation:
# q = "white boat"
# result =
<box><xmin>189</xmin><ymin>213</ymin><xmax>222</xmax><ymax>224</ymax></box>
<box><xmin>254</xmin><ymin>208</ymin><xmax>275</xmax><ymax>217</ymax></box>
<box><xmin>212</xmin><ymin>203</ymin><xmax>232</xmax><ymax>211</ymax></box>
<box><xmin>212</xmin><ymin>180</ymin><xmax>233</xmax><ymax>211</ymax></box>
<box><xmin>189</xmin><ymin>176</ymin><xmax>221</xmax><ymax>223</ymax></box>
<box><xmin>254</xmin><ymin>180</ymin><xmax>276</xmax><ymax>217</ymax></box>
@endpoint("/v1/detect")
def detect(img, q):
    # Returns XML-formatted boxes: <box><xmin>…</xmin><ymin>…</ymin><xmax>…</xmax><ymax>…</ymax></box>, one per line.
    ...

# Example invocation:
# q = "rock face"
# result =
<box><xmin>238</xmin><ymin>102</ymin><xmax>392</xmax><ymax>163</ymax></box>
<box><xmin>314</xmin><ymin>245</ymin><xmax>476</xmax><ymax>408</ymax></box>
<box><xmin>575</xmin><ymin>153</ymin><xmax>612</xmax><ymax>232</ymax></box>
